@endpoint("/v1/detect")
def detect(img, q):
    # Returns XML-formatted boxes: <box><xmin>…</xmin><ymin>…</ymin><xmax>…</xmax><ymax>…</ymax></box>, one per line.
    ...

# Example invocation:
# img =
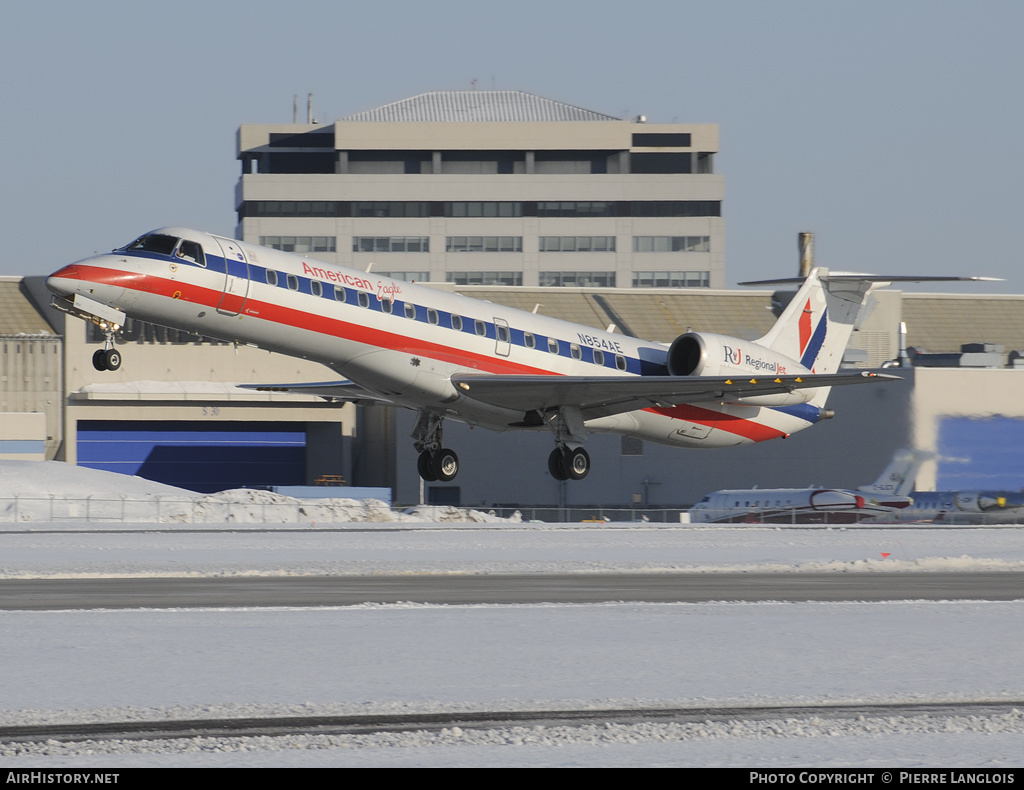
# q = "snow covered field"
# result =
<box><xmin>1</xmin><ymin>462</ymin><xmax>1023</xmax><ymax>767</ymax></box>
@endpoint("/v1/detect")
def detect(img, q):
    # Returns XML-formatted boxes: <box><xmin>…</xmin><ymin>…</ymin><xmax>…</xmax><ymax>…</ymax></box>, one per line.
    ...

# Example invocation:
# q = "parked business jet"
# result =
<box><xmin>45</xmin><ymin>228</ymin><xmax>984</xmax><ymax>483</ymax></box>
<box><xmin>898</xmin><ymin>489</ymin><xmax>1024</xmax><ymax>524</ymax></box>
<box><xmin>688</xmin><ymin>448</ymin><xmax>925</xmax><ymax>524</ymax></box>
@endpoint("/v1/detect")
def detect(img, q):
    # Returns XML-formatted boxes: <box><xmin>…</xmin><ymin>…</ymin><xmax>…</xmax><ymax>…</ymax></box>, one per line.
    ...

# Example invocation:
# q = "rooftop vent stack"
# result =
<box><xmin>798</xmin><ymin>232</ymin><xmax>814</xmax><ymax>277</ymax></box>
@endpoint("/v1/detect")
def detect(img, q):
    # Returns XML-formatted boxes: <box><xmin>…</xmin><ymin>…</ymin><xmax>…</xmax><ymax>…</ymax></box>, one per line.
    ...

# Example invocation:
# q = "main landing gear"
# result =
<box><xmin>413</xmin><ymin>411</ymin><xmax>459</xmax><ymax>482</ymax></box>
<box><xmin>548</xmin><ymin>445</ymin><xmax>591</xmax><ymax>481</ymax></box>
<box><xmin>545</xmin><ymin>406</ymin><xmax>591</xmax><ymax>481</ymax></box>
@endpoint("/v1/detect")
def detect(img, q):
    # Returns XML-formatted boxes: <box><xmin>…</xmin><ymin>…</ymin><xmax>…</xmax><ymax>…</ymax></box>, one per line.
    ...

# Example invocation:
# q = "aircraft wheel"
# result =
<box><xmin>417</xmin><ymin>450</ymin><xmax>438</xmax><ymax>482</ymax></box>
<box><xmin>565</xmin><ymin>446</ymin><xmax>590</xmax><ymax>481</ymax></box>
<box><xmin>92</xmin><ymin>349</ymin><xmax>109</xmax><ymax>371</ymax></box>
<box><xmin>548</xmin><ymin>447</ymin><xmax>569</xmax><ymax>481</ymax></box>
<box><xmin>103</xmin><ymin>348</ymin><xmax>122</xmax><ymax>371</ymax></box>
<box><xmin>430</xmin><ymin>448</ymin><xmax>459</xmax><ymax>482</ymax></box>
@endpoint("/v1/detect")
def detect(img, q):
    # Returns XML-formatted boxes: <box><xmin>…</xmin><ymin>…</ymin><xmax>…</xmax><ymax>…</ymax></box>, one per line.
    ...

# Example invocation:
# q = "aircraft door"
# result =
<box><xmin>494</xmin><ymin>317</ymin><xmax>511</xmax><ymax>357</ymax></box>
<box><xmin>213</xmin><ymin>238</ymin><xmax>250</xmax><ymax>316</ymax></box>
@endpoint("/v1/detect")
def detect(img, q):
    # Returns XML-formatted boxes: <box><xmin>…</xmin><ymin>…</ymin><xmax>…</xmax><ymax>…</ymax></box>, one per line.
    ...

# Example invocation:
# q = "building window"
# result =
<box><xmin>249</xmin><ymin>202</ymin><xmax>341</xmax><ymax>217</ymax></box>
<box><xmin>261</xmin><ymin>236</ymin><xmax>336</xmax><ymax>253</ymax></box>
<box><xmin>632</xmin><ymin>271</ymin><xmax>710</xmax><ymax>288</ymax></box>
<box><xmin>446</xmin><ymin>271</ymin><xmax>523</xmax><ymax>286</ymax></box>
<box><xmin>446</xmin><ymin>237</ymin><xmax>523</xmax><ymax>253</ymax></box>
<box><xmin>633</xmin><ymin>236</ymin><xmax>710</xmax><ymax>253</ymax></box>
<box><xmin>352</xmin><ymin>201</ymin><xmax>430</xmax><ymax>217</ymax></box>
<box><xmin>621</xmin><ymin>436</ymin><xmax>644</xmax><ymax>456</ymax></box>
<box><xmin>630</xmin><ymin>201</ymin><xmax>720</xmax><ymax>217</ymax></box>
<box><xmin>378</xmin><ymin>271</ymin><xmax>430</xmax><ymax>282</ymax></box>
<box><xmin>538</xmin><ymin>271</ymin><xmax>616</xmax><ymax>288</ymax></box>
<box><xmin>537</xmin><ymin>201</ymin><xmax>615</xmax><ymax>217</ymax></box>
<box><xmin>352</xmin><ymin>237</ymin><xmax>429</xmax><ymax>253</ymax></box>
<box><xmin>444</xmin><ymin>202</ymin><xmax>522</xmax><ymax>217</ymax></box>
<box><xmin>538</xmin><ymin>236</ymin><xmax>615</xmax><ymax>253</ymax></box>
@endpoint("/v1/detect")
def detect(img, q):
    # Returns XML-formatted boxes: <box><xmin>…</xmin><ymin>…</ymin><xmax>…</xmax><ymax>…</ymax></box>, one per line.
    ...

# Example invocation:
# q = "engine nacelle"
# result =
<box><xmin>667</xmin><ymin>332</ymin><xmax>815</xmax><ymax>407</ymax></box>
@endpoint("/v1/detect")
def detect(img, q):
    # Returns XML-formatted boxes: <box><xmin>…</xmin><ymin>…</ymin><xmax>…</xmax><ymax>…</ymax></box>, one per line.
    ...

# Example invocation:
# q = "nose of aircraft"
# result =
<box><xmin>46</xmin><ymin>264</ymin><xmax>81</xmax><ymax>297</ymax></box>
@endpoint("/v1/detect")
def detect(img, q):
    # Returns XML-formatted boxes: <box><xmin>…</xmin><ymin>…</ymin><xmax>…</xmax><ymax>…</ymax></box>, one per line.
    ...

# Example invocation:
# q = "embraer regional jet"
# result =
<box><xmin>44</xmin><ymin>228</ymin><xmax>986</xmax><ymax>483</ymax></box>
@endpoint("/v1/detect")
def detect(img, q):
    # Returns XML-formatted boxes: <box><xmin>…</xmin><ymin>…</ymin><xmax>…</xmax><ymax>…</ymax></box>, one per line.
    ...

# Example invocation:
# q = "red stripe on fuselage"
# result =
<box><xmin>650</xmin><ymin>404</ymin><xmax>788</xmax><ymax>442</ymax></box>
<box><xmin>66</xmin><ymin>263</ymin><xmax>787</xmax><ymax>441</ymax></box>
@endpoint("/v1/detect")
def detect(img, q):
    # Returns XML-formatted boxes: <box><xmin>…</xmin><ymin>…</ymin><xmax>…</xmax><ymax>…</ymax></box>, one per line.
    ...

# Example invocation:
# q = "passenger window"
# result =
<box><xmin>615</xmin><ymin>354</ymin><xmax>626</xmax><ymax>371</ymax></box>
<box><xmin>428</xmin><ymin>309</ymin><xmax>439</xmax><ymax>325</ymax></box>
<box><xmin>405</xmin><ymin>303</ymin><xmax>416</xmax><ymax>319</ymax></box>
<box><xmin>451</xmin><ymin>315</ymin><xmax>463</xmax><ymax>331</ymax></box>
<box><xmin>266</xmin><ymin>270</ymin><xmax>278</xmax><ymax>287</ymax></box>
<box><xmin>593</xmin><ymin>349</ymin><xmax>605</xmax><ymax>366</ymax></box>
<box><xmin>287</xmin><ymin>275</ymin><xmax>298</xmax><ymax>291</ymax></box>
<box><xmin>358</xmin><ymin>292</ymin><xmax>369</xmax><ymax>308</ymax></box>
<box><xmin>335</xmin><ymin>287</ymin><xmax>346</xmax><ymax>302</ymax></box>
<box><xmin>311</xmin><ymin>281</ymin><xmax>323</xmax><ymax>297</ymax></box>
<box><xmin>497</xmin><ymin>325</ymin><xmax>510</xmax><ymax>343</ymax></box>
<box><xmin>475</xmin><ymin>320</ymin><xmax>486</xmax><ymax>336</ymax></box>
<box><xmin>524</xmin><ymin>333</ymin><xmax>535</xmax><ymax>349</ymax></box>
<box><xmin>548</xmin><ymin>337</ymin><xmax>559</xmax><ymax>354</ymax></box>
<box><xmin>381</xmin><ymin>298</ymin><xmax>393</xmax><ymax>314</ymax></box>
<box><xmin>570</xmin><ymin>343</ymin><xmax>582</xmax><ymax>360</ymax></box>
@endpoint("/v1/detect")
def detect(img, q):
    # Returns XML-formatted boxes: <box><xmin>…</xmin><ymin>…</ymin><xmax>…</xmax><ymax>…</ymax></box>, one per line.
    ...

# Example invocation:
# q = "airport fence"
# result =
<box><xmin>1</xmin><ymin>497</ymin><xmax>1021</xmax><ymax>525</ymax></box>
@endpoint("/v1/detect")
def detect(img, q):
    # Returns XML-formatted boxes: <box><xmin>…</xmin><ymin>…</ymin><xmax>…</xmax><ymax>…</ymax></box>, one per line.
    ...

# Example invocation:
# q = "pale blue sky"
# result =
<box><xmin>2</xmin><ymin>0</ymin><xmax>1021</xmax><ymax>291</ymax></box>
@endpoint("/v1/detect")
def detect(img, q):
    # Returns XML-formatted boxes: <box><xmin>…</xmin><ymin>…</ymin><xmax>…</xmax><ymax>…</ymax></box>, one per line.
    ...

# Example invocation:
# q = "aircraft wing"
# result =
<box><xmin>451</xmin><ymin>371</ymin><xmax>899</xmax><ymax>420</ymax></box>
<box><xmin>237</xmin><ymin>380</ymin><xmax>390</xmax><ymax>404</ymax></box>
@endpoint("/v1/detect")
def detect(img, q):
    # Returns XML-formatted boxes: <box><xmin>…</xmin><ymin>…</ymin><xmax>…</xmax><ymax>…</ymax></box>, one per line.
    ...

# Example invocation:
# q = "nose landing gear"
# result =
<box><xmin>92</xmin><ymin>346</ymin><xmax>122</xmax><ymax>371</ymax></box>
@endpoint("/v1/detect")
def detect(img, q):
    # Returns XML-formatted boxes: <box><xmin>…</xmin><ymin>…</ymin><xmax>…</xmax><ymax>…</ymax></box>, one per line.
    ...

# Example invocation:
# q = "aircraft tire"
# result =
<box><xmin>548</xmin><ymin>447</ymin><xmax>569</xmax><ymax>481</ymax></box>
<box><xmin>103</xmin><ymin>349</ymin><xmax>122</xmax><ymax>371</ymax></box>
<box><xmin>417</xmin><ymin>451</ymin><xmax>438</xmax><ymax>482</ymax></box>
<box><xmin>92</xmin><ymin>349</ymin><xmax>109</xmax><ymax>371</ymax></box>
<box><xmin>565</xmin><ymin>446</ymin><xmax>591</xmax><ymax>481</ymax></box>
<box><xmin>430</xmin><ymin>448</ymin><xmax>459</xmax><ymax>482</ymax></box>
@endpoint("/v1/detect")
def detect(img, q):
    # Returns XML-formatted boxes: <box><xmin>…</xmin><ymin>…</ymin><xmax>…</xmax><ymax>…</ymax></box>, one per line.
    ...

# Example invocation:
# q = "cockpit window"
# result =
<box><xmin>123</xmin><ymin>234</ymin><xmax>180</xmax><ymax>256</ymax></box>
<box><xmin>175</xmin><ymin>240</ymin><xmax>205</xmax><ymax>266</ymax></box>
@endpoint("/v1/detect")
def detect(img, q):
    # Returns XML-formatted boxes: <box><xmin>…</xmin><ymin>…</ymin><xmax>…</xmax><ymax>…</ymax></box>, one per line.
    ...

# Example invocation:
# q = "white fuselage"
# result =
<box><xmin>47</xmin><ymin>228</ymin><xmax>824</xmax><ymax>448</ymax></box>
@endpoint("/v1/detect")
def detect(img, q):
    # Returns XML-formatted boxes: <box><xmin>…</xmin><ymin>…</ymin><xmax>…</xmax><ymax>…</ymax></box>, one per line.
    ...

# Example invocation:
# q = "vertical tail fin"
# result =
<box><xmin>859</xmin><ymin>448</ymin><xmax>930</xmax><ymax>497</ymax></box>
<box><xmin>755</xmin><ymin>267</ymin><xmax>876</xmax><ymax>375</ymax></box>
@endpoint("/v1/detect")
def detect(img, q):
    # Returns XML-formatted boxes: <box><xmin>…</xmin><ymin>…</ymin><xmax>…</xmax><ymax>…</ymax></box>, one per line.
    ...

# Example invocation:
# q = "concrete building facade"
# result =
<box><xmin>236</xmin><ymin>91</ymin><xmax>724</xmax><ymax>290</ymax></box>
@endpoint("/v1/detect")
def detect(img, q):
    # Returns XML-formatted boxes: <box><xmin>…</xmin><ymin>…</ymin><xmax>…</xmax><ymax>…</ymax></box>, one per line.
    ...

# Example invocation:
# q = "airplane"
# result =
<box><xmin>44</xmin><ymin>227</ymin><xmax>989</xmax><ymax>483</ymax></box>
<box><xmin>688</xmin><ymin>448</ymin><xmax>927</xmax><ymax>524</ymax></box>
<box><xmin>896</xmin><ymin>488</ymin><xmax>1024</xmax><ymax>524</ymax></box>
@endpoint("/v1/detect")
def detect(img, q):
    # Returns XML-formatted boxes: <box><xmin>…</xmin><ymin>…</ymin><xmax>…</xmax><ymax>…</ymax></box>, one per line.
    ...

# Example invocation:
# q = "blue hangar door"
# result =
<box><xmin>77</xmin><ymin>421</ymin><xmax>306</xmax><ymax>493</ymax></box>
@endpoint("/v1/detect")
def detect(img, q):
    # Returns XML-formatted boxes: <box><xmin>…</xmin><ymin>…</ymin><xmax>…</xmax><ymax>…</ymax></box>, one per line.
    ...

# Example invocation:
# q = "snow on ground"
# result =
<box><xmin>1</xmin><ymin>460</ymin><xmax>1023</xmax><ymax>766</ymax></box>
<box><xmin>0</xmin><ymin>461</ymin><xmax>517</xmax><ymax>524</ymax></box>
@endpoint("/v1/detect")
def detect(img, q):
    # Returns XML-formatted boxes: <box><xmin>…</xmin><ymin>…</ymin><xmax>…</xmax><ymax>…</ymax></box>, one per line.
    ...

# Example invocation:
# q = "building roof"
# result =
<box><xmin>341</xmin><ymin>90</ymin><xmax>621</xmax><ymax>123</ymax></box>
<box><xmin>456</xmin><ymin>287</ymin><xmax>776</xmax><ymax>342</ymax></box>
<box><xmin>0</xmin><ymin>278</ymin><xmax>55</xmax><ymax>335</ymax></box>
<box><xmin>902</xmin><ymin>294</ymin><xmax>1024</xmax><ymax>355</ymax></box>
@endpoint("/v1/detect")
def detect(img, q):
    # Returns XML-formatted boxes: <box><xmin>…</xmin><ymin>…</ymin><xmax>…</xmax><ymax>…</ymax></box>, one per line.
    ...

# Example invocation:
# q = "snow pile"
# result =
<box><xmin>0</xmin><ymin>461</ymin><xmax>520</xmax><ymax>524</ymax></box>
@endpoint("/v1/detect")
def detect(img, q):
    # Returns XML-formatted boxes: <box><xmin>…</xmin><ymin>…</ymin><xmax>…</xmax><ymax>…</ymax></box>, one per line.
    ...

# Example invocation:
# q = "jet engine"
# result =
<box><xmin>667</xmin><ymin>332</ymin><xmax>815</xmax><ymax>407</ymax></box>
